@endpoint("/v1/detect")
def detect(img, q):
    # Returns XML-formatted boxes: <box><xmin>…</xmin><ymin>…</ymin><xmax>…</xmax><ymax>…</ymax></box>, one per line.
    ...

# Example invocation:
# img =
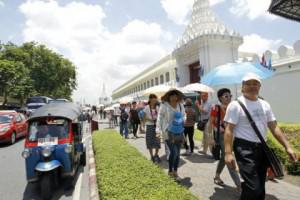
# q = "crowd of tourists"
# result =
<box><xmin>105</xmin><ymin>73</ymin><xmax>298</xmax><ymax>200</ymax></box>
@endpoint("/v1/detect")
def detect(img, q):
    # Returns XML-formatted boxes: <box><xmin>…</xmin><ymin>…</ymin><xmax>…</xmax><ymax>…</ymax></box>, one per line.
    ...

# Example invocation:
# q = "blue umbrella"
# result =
<box><xmin>201</xmin><ymin>62</ymin><xmax>273</xmax><ymax>86</ymax></box>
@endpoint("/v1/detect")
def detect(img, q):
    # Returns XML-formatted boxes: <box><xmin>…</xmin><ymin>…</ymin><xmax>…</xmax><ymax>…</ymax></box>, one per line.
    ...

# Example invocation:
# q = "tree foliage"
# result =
<box><xmin>0</xmin><ymin>41</ymin><xmax>77</xmax><ymax>105</ymax></box>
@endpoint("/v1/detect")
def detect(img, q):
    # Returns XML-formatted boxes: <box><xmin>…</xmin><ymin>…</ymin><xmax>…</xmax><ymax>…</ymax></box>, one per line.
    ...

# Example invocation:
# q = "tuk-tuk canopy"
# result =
<box><xmin>28</xmin><ymin>102</ymin><xmax>81</xmax><ymax>121</ymax></box>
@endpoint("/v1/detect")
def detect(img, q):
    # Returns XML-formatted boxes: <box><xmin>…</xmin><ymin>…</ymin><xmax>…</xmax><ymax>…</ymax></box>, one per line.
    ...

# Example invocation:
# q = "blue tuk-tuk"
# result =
<box><xmin>22</xmin><ymin>103</ymin><xmax>86</xmax><ymax>200</ymax></box>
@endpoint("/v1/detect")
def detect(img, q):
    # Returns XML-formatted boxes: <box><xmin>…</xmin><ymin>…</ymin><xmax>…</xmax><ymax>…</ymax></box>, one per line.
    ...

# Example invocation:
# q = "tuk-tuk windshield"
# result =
<box><xmin>28</xmin><ymin>118</ymin><xmax>69</xmax><ymax>142</ymax></box>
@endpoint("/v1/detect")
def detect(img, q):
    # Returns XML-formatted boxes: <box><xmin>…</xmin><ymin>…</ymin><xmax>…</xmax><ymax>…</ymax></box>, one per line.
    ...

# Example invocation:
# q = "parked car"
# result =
<box><xmin>26</xmin><ymin>96</ymin><xmax>52</xmax><ymax>116</ymax></box>
<box><xmin>48</xmin><ymin>98</ymin><xmax>69</xmax><ymax>104</ymax></box>
<box><xmin>0</xmin><ymin>110</ymin><xmax>28</xmax><ymax>144</ymax></box>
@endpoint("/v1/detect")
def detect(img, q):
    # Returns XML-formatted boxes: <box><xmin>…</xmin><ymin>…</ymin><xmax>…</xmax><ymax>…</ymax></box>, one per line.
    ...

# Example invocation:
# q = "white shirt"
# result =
<box><xmin>196</xmin><ymin>100</ymin><xmax>212</xmax><ymax>120</ymax></box>
<box><xmin>224</xmin><ymin>96</ymin><xmax>276</xmax><ymax>143</ymax></box>
<box><xmin>156</xmin><ymin>102</ymin><xmax>186</xmax><ymax>140</ymax></box>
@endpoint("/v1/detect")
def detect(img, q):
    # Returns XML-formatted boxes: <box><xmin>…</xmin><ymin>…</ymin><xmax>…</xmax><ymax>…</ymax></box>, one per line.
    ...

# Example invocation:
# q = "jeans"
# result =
<box><xmin>120</xmin><ymin>121</ymin><xmax>129</xmax><ymax>138</ymax></box>
<box><xmin>166</xmin><ymin>140</ymin><xmax>181</xmax><ymax>172</ymax></box>
<box><xmin>216</xmin><ymin>133</ymin><xmax>241</xmax><ymax>187</ymax></box>
<box><xmin>234</xmin><ymin>138</ymin><xmax>269</xmax><ymax>200</ymax></box>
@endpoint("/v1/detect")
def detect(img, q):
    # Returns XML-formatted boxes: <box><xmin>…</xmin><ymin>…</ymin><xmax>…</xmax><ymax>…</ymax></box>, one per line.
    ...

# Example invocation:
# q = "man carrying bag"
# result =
<box><xmin>224</xmin><ymin>73</ymin><xmax>298</xmax><ymax>200</ymax></box>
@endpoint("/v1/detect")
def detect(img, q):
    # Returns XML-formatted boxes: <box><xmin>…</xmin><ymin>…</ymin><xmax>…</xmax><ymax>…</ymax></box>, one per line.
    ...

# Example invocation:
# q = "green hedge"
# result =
<box><xmin>92</xmin><ymin>130</ymin><xmax>199</xmax><ymax>200</ymax></box>
<box><xmin>267</xmin><ymin>123</ymin><xmax>300</xmax><ymax>176</ymax></box>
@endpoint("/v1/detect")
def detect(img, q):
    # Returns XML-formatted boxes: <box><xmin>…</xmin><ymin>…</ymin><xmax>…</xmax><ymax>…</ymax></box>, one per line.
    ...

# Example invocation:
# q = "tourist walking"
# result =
<box><xmin>224</xmin><ymin>73</ymin><xmax>298</xmax><ymax>200</ymax></box>
<box><xmin>195</xmin><ymin>92</ymin><xmax>212</xmax><ymax>155</ymax></box>
<box><xmin>209</xmin><ymin>88</ymin><xmax>241</xmax><ymax>191</ymax></box>
<box><xmin>143</xmin><ymin>94</ymin><xmax>161</xmax><ymax>163</ymax></box>
<box><xmin>129</xmin><ymin>101</ymin><xmax>140</xmax><ymax>138</ymax></box>
<box><xmin>183</xmin><ymin>98</ymin><xmax>196</xmax><ymax>155</ymax></box>
<box><xmin>119</xmin><ymin>105</ymin><xmax>129</xmax><ymax>139</ymax></box>
<box><xmin>156</xmin><ymin>89</ymin><xmax>185</xmax><ymax>179</ymax></box>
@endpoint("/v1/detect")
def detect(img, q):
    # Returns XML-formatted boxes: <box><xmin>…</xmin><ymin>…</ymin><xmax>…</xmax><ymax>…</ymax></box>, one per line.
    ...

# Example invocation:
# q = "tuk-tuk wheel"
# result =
<box><xmin>80</xmin><ymin>152</ymin><xmax>86</xmax><ymax>166</ymax></box>
<box><xmin>41</xmin><ymin>173</ymin><xmax>53</xmax><ymax>200</ymax></box>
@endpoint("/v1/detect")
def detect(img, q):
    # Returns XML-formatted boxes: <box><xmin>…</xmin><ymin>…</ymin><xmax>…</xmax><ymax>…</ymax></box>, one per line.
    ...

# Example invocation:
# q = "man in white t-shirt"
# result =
<box><xmin>224</xmin><ymin>72</ymin><xmax>297</xmax><ymax>200</ymax></box>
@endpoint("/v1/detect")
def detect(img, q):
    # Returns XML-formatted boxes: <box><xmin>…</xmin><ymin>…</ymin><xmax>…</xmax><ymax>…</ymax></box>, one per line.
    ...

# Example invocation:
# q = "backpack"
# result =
<box><xmin>168</xmin><ymin>105</ymin><xmax>185</xmax><ymax>144</ymax></box>
<box><xmin>120</xmin><ymin>110</ymin><xmax>129</xmax><ymax>122</ymax></box>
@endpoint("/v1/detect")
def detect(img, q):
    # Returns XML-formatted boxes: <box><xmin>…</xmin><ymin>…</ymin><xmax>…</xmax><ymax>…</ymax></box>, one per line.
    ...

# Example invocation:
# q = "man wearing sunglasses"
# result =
<box><xmin>224</xmin><ymin>72</ymin><xmax>298</xmax><ymax>200</ymax></box>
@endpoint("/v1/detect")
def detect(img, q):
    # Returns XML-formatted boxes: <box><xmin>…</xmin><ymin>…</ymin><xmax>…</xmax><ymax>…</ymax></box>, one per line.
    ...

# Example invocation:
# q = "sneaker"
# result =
<box><xmin>154</xmin><ymin>155</ymin><xmax>161</xmax><ymax>163</ymax></box>
<box><xmin>151</xmin><ymin>156</ymin><xmax>155</xmax><ymax>163</ymax></box>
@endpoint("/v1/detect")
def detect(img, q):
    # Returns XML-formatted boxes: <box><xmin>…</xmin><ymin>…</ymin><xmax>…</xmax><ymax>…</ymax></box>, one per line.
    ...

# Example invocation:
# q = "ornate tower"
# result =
<box><xmin>173</xmin><ymin>0</ymin><xmax>243</xmax><ymax>85</ymax></box>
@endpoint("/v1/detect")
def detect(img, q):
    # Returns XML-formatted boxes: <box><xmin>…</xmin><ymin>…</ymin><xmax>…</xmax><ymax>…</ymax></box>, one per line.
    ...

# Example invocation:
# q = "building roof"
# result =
<box><xmin>269</xmin><ymin>0</ymin><xmax>300</xmax><ymax>22</ymax></box>
<box><xmin>176</xmin><ymin>0</ymin><xmax>241</xmax><ymax>49</ymax></box>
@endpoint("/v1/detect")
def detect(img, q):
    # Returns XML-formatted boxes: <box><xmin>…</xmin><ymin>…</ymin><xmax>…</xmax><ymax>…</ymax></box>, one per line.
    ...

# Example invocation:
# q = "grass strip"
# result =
<box><xmin>93</xmin><ymin>130</ymin><xmax>199</xmax><ymax>200</ymax></box>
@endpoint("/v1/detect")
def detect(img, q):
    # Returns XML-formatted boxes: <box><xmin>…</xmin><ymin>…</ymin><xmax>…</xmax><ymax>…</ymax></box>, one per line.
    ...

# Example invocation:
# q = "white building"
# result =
<box><xmin>112</xmin><ymin>0</ymin><xmax>300</xmax><ymax>123</ymax></box>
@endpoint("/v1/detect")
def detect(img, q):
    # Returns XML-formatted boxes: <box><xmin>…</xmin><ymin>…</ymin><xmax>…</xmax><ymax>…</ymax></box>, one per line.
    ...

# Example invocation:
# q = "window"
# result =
<box><xmin>151</xmin><ymin>79</ymin><xmax>154</xmax><ymax>86</ymax></box>
<box><xmin>160</xmin><ymin>75</ymin><xmax>164</xmax><ymax>84</ymax></box>
<box><xmin>155</xmin><ymin>77</ymin><xmax>159</xmax><ymax>85</ymax></box>
<box><xmin>147</xmin><ymin>81</ymin><xmax>150</xmax><ymax>88</ymax></box>
<box><xmin>144</xmin><ymin>82</ymin><xmax>146</xmax><ymax>90</ymax></box>
<box><xmin>166</xmin><ymin>72</ymin><xmax>170</xmax><ymax>82</ymax></box>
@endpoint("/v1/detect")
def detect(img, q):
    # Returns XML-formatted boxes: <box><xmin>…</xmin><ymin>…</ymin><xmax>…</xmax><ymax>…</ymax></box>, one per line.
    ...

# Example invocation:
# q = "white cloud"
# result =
<box><xmin>239</xmin><ymin>34</ymin><xmax>282</xmax><ymax>55</ymax></box>
<box><xmin>0</xmin><ymin>1</ymin><xmax>5</xmax><ymax>7</ymax></box>
<box><xmin>20</xmin><ymin>0</ymin><xmax>169</xmax><ymax>104</ymax></box>
<box><xmin>230</xmin><ymin>0</ymin><xmax>277</xmax><ymax>20</ymax></box>
<box><xmin>210</xmin><ymin>0</ymin><xmax>225</xmax><ymax>6</ymax></box>
<box><xmin>160</xmin><ymin>0</ymin><xmax>225</xmax><ymax>25</ymax></box>
<box><xmin>160</xmin><ymin>0</ymin><xmax>194</xmax><ymax>25</ymax></box>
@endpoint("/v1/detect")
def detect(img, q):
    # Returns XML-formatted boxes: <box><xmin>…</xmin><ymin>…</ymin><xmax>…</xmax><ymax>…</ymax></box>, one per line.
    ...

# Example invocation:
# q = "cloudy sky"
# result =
<box><xmin>0</xmin><ymin>0</ymin><xmax>299</xmax><ymax>104</ymax></box>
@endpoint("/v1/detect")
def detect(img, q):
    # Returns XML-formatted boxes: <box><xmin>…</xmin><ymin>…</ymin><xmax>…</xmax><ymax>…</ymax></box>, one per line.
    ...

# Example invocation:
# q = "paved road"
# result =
<box><xmin>0</xmin><ymin>123</ymin><xmax>90</xmax><ymax>200</ymax></box>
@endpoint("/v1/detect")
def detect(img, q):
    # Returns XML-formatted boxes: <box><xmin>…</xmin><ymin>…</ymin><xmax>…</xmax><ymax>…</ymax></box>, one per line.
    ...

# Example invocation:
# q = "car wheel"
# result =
<box><xmin>10</xmin><ymin>132</ymin><xmax>16</xmax><ymax>144</ymax></box>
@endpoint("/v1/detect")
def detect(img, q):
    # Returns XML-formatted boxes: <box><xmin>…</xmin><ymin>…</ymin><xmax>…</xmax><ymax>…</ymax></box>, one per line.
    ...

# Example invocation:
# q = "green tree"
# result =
<box><xmin>0</xmin><ymin>42</ymin><xmax>77</xmax><ymax>103</ymax></box>
<box><xmin>0</xmin><ymin>60</ymin><xmax>28</xmax><ymax>106</ymax></box>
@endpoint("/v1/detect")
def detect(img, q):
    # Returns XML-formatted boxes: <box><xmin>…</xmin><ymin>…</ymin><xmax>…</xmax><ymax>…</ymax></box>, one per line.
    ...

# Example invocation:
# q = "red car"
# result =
<box><xmin>0</xmin><ymin>111</ymin><xmax>28</xmax><ymax>144</ymax></box>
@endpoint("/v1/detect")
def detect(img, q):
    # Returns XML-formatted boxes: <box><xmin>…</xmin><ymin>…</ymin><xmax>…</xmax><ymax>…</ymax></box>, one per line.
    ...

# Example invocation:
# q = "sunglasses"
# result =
<box><xmin>222</xmin><ymin>95</ymin><xmax>232</xmax><ymax>98</ymax></box>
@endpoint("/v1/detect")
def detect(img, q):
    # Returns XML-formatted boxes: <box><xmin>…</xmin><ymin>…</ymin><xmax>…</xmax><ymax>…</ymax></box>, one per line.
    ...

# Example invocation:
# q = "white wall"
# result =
<box><xmin>260</xmin><ymin>67</ymin><xmax>300</xmax><ymax>123</ymax></box>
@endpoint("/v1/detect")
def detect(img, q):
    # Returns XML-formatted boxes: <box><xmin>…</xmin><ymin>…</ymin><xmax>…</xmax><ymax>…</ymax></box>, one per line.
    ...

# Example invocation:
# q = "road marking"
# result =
<box><xmin>72</xmin><ymin>172</ymin><xmax>83</xmax><ymax>200</ymax></box>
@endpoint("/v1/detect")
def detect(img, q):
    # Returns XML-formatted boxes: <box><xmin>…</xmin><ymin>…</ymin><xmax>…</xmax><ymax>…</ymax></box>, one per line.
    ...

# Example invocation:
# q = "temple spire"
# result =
<box><xmin>177</xmin><ymin>0</ymin><xmax>240</xmax><ymax>48</ymax></box>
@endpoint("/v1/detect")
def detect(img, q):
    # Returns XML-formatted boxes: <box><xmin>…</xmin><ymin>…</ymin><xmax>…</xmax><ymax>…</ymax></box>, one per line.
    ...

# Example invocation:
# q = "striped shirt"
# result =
<box><xmin>184</xmin><ymin>106</ymin><xmax>196</xmax><ymax>127</ymax></box>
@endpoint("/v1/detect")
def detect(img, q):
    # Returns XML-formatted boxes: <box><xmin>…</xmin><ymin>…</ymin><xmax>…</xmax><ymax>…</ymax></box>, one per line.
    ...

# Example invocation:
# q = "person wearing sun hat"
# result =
<box><xmin>224</xmin><ymin>72</ymin><xmax>298</xmax><ymax>200</ymax></box>
<box><xmin>156</xmin><ymin>88</ymin><xmax>186</xmax><ymax>179</ymax></box>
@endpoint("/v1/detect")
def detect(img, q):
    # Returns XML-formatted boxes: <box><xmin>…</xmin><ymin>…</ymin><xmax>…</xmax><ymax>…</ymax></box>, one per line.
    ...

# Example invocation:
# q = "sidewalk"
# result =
<box><xmin>97</xmin><ymin>118</ymin><xmax>300</xmax><ymax>200</ymax></box>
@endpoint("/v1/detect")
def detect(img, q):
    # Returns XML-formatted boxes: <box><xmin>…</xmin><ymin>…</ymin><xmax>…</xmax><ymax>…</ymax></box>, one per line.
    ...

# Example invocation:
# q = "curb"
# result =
<box><xmin>88</xmin><ymin>133</ymin><xmax>100</xmax><ymax>200</ymax></box>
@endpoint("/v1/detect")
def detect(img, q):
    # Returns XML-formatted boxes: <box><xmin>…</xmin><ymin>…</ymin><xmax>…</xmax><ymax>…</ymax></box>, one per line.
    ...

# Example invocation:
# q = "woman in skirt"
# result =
<box><xmin>143</xmin><ymin>94</ymin><xmax>161</xmax><ymax>163</ymax></box>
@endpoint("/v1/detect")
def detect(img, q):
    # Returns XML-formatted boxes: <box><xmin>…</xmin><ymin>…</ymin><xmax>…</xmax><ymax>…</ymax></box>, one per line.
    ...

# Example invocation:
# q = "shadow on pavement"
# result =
<box><xmin>183</xmin><ymin>153</ymin><xmax>216</xmax><ymax>164</ymax></box>
<box><xmin>179</xmin><ymin>177</ymin><xmax>193</xmax><ymax>189</ymax></box>
<box><xmin>209</xmin><ymin>185</ymin><xmax>241</xmax><ymax>200</ymax></box>
<box><xmin>0</xmin><ymin>137</ymin><xmax>24</xmax><ymax>148</ymax></box>
<box><xmin>209</xmin><ymin>185</ymin><xmax>281</xmax><ymax>200</ymax></box>
<box><xmin>22</xmin><ymin>166</ymin><xmax>84</xmax><ymax>200</ymax></box>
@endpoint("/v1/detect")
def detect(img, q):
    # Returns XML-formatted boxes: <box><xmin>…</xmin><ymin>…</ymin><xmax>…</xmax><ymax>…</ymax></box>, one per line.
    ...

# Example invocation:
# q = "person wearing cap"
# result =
<box><xmin>224</xmin><ymin>72</ymin><xmax>298</xmax><ymax>200</ymax></box>
<box><xmin>156</xmin><ymin>89</ymin><xmax>186</xmax><ymax>179</ymax></box>
<box><xmin>210</xmin><ymin>88</ymin><xmax>241</xmax><ymax>191</ymax></box>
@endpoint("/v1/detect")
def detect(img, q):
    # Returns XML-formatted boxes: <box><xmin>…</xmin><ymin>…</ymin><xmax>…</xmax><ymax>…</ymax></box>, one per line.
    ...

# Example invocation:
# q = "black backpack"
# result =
<box><xmin>120</xmin><ymin>110</ymin><xmax>129</xmax><ymax>121</ymax></box>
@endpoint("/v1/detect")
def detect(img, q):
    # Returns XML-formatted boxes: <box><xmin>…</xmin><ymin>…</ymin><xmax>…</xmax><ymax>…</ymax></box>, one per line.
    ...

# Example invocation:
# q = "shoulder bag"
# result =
<box><xmin>212</xmin><ymin>105</ymin><xmax>221</xmax><ymax>160</ymax></box>
<box><xmin>237</xmin><ymin>100</ymin><xmax>284</xmax><ymax>178</ymax></box>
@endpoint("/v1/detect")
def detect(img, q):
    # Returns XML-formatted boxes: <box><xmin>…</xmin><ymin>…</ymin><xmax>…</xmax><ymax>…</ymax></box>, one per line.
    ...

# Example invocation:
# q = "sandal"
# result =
<box><xmin>214</xmin><ymin>177</ymin><xmax>225</xmax><ymax>186</ymax></box>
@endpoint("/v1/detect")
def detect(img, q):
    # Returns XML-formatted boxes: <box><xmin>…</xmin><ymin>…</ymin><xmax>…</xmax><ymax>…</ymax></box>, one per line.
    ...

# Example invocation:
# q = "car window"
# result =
<box><xmin>16</xmin><ymin>115</ymin><xmax>22</xmax><ymax>123</ymax></box>
<box><xmin>20</xmin><ymin>114</ymin><xmax>26</xmax><ymax>121</ymax></box>
<box><xmin>0</xmin><ymin>115</ymin><xmax>13</xmax><ymax>124</ymax></box>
